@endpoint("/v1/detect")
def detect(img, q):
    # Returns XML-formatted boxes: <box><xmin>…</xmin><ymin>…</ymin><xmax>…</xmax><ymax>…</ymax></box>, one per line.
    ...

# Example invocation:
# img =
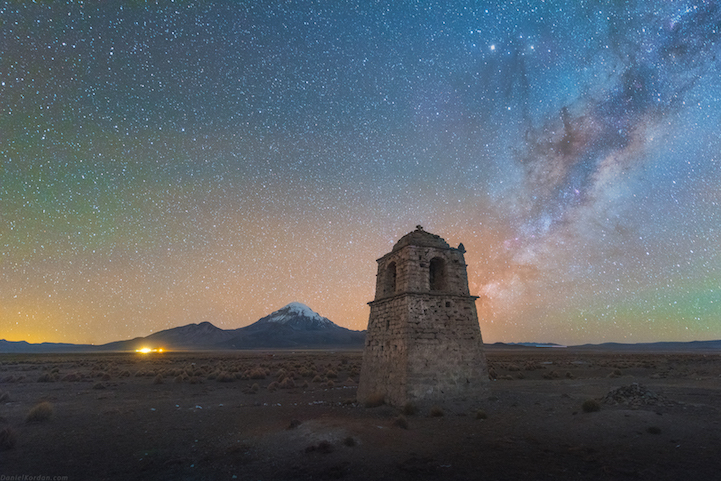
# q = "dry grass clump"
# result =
<box><xmin>429</xmin><ymin>406</ymin><xmax>444</xmax><ymax>417</ymax></box>
<box><xmin>475</xmin><ymin>409</ymin><xmax>488</xmax><ymax>420</ymax></box>
<box><xmin>267</xmin><ymin>381</ymin><xmax>279</xmax><ymax>391</ymax></box>
<box><xmin>153</xmin><ymin>374</ymin><xmax>164</xmax><ymax>384</ymax></box>
<box><xmin>92</xmin><ymin>382</ymin><xmax>106</xmax><ymax>390</ymax></box>
<box><xmin>401</xmin><ymin>402</ymin><xmax>417</xmax><ymax>416</ymax></box>
<box><xmin>249</xmin><ymin>368</ymin><xmax>267</xmax><ymax>380</ymax></box>
<box><xmin>216</xmin><ymin>371</ymin><xmax>235</xmax><ymax>382</ymax></box>
<box><xmin>581</xmin><ymin>399</ymin><xmax>601</xmax><ymax>413</ymax></box>
<box><xmin>279</xmin><ymin>377</ymin><xmax>296</xmax><ymax>389</ymax></box>
<box><xmin>0</xmin><ymin>426</ymin><xmax>17</xmax><ymax>451</ymax></box>
<box><xmin>26</xmin><ymin>401</ymin><xmax>54</xmax><ymax>423</ymax></box>
<box><xmin>325</xmin><ymin>369</ymin><xmax>337</xmax><ymax>379</ymax></box>
<box><xmin>364</xmin><ymin>392</ymin><xmax>385</xmax><ymax>408</ymax></box>
<box><xmin>61</xmin><ymin>372</ymin><xmax>81</xmax><ymax>382</ymax></box>
<box><xmin>37</xmin><ymin>373</ymin><xmax>57</xmax><ymax>383</ymax></box>
<box><xmin>393</xmin><ymin>415</ymin><xmax>409</xmax><ymax>429</ymax></box>
<box><xmin>0</xmin><ymin>391</ymin><xmax>9</xmax><ymax>402</ymax></box>
<box><xmin>305</xmin><ymin>440</ymin><xmax>334</xmax><ymax>454</ymax></box>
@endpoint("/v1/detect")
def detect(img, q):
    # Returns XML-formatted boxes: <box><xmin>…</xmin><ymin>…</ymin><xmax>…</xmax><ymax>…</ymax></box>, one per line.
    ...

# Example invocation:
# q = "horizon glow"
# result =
<box><xmin>1</xmin><ymin>1</ymin><xmax>720</xmax><ymax>345</ymax></box>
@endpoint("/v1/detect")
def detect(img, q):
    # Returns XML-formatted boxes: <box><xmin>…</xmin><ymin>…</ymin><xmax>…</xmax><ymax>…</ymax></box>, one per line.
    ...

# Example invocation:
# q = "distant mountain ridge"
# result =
<box><xmin>0</xmin><ymin>303</ymin><xmax>366</xmax><ymax>353</ymax></box>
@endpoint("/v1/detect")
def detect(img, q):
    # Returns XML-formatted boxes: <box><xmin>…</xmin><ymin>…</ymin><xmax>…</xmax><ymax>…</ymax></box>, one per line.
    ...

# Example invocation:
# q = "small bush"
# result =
<box><xmin>429</xmin><ymin>406</ymin><xmax>444</xmax><ymax>417</ymax></box>
<box><xmin>251</xmin><ymin>383</ymin><xmax>260</xmax><ymax>393</ymax></box>
<box><xmin>267</xmin><ymin>381</ymin><xmax>279</xmax><ymax>391</ymax></box>
<box><xmin>0</xmin><ymin>427</ymin><xmax>17</xmax><ymax>450</ymax></box>
<box><xmin>326</xmin><ymin>380</ymin><xmax>335</xmax><ymax>388</ymax></box>
<box><xmin>401</xmin><ymin>402</ymin><xmax>417</xmax><ymax>416</ymax></box>
<box><xmin>153</xmin><ymin>374</ymin><xmax>164</xmax><ymax>385</ymax></box>
<box><xmin>37</xmin><ymin>373</ymin><xmax>55</xmax><ymax>383</ymax></box>
<box><xmin>581</xmin><ymin>399</ymin><xmax>601</xmax><ymax>413</ymax></box>
<box><xmin>216</xmin><ymin>372</ymin><xmax>234</xmax><ymax>383</ymax></box>
<box><xmin>279</xmin><ymin>377</ymin><xmax>296</xmax><ymax>389</ymax></box>
<box><xmin>26</xmin><ymin>402</ymin><xmax>54</xmax><ymax>423</ymax></box>
<box><xmin>92</xmin><ymin>382</ymin><xmax>106</xmax><ymax>390</ymax></box>
<box><xmin>475</xmin><ymin>409</ymin><xmax>488</xmax><ymax>420</ymax></box>
<box><xmin>393</xmin><ymin>415</ymin><xmax>409</xmax><ymax>429</ymax></box>
<box><xmin>364</xmin><ymin>392</ymin><xmax>385</xmax><ymax>408</ymax></box>
<box><xmin>249</xmin><ymin>368</ymin><xmax>267</xmax><ymax>380</ymax></box>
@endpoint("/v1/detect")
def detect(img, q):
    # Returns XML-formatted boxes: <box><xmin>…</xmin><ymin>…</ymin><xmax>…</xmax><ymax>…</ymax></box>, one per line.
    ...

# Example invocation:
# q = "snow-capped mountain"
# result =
<box><xmin>253</xmin><ymin>302</ymin><xmax>336</xmax><ymax>329</ymax></box>
<box><xmin>0</xmin><ymin>302</ymin><xmax>366</xmax><ymax>352</ymax></box>
<box><xmin>221</xmin><ymin>302</ymin><xmax>366</xmax><ymax>349</ymax></box>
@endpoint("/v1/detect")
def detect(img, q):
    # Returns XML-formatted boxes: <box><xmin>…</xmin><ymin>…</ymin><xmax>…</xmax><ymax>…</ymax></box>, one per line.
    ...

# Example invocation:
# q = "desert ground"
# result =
<box><xmin>1</xmin><ymin>347</ymin><xmax>720</xmax><ymax>480</ymax></box>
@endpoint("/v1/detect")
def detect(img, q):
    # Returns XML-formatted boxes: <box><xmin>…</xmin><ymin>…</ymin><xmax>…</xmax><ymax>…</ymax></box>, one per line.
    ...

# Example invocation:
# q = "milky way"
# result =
<box><xmin>2</xmin><ymin>1</ymin><xmax>720</xmax><ymax>345</ymax></box>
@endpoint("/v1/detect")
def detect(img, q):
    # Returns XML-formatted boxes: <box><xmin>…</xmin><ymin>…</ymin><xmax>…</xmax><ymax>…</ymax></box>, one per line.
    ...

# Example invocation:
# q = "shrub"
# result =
<box><xmin>429</xmin><ymin>406</ymin><xmax>444</xmax><ymax>417</ymax></box>
<box><xmin>326</xmin><ymin>380</ymin><xmax>335</xmax><ymax>388</ymax></box>
<box><xmin>216</xmin><ymin>372</ymin><xmax>235</xmax><ymax>383</ymax></box>
<box><xmin>475</xmin><ymin>409</ymin><xmax>488</xmax><ymax>420</ymax></box>
<box><xmin>581</xmin><ymin>399</ymin><xmax>601</xmax><ymax>413</ymax></box>
<box><xmin>401</xmin><ymin>402</ymin><xmax>417</xmax><ymax>416</ymax></box>
<box><xmin>280</xmin><ymin>377</ymin><xmax>296</xmax><ymax>389</ymax></box>
<box><xmin>267</xmin><ymin>381</ymin><xmax>279</xmax><ymax>391</ymax></box>
<box><xmin>26</xmin><ymin>402</ymin><xmax>54</xmax><ymax>423</ymax></box>
<box><xmin>393</xmin><ymin>415</ymin><xmax>409</xmax><ymax>429</ymax></box>
<box><xmin>37</xmin><ymin>373</ymin><xmax>55</xmax><ymax>383</ymax></box>
<box><xmin>153</xmin><ymin>374</ymin><xmax>164</xmax><ymax>384</ymax></box>
<box><xmin>249</xmin><ymin>368</ymin><xmax>267</xmax><ymax>380</ymax></box>
<box><xmin>92</xmin><ymin>382</ymin><xmax>106</xmax><ymax>390</ymax></box>
<box><xmin>364</xmin><ymin>392</ymin><xmax>385</xmax><ymax>408</ymax></box>
<box><xmin>325</xmin><ymin>370</ymin><xmax>338</xmax><ymax>379</ymax></box>
<box><xmin>0</xmin><ymin>427</ymin><xmax>17</xmax><ymax>450</ymax></box>
<box><xmin>251</xmin><ymin>383</ymin><xmax>260</xmax><ymax>393</ymax></box>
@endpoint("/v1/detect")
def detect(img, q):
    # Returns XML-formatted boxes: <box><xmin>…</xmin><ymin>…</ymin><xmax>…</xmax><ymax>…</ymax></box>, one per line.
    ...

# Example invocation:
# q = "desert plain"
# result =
<box><xmin>1</xmin><ymin>347</ymin><xmax>720</xmax><ymax>480</ymax></box>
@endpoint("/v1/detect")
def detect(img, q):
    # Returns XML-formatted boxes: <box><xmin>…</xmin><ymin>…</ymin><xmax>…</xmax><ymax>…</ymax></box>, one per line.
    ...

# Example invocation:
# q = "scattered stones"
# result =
<box><xmin>602</xmin><ymin>383</ymin><xmax>672</xmax><ymax>407</ymax></box>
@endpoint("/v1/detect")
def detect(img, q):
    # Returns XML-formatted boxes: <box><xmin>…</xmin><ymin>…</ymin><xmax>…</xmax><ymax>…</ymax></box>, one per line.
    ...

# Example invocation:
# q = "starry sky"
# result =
<box><xmin>2</xmin><ymin>0</ymin><xmax>720</xmax><ymax>346</ymax></box>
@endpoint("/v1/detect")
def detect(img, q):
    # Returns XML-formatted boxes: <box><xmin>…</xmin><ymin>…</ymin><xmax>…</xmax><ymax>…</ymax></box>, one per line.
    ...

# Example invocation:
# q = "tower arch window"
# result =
<box><xmin>385</xmin><ymin>261</ymin><xmax>397</xmax><ymax>296</ymax></box>
<box><xmin>429</xmin><ymin>257</ymin><xmax>447</xmax><ymax>291</ymax></box>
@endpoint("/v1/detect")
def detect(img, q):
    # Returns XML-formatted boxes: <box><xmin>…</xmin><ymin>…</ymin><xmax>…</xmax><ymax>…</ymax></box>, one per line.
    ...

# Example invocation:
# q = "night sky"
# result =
<box><xmin>2</xmin><ymin>1</ymin><xmax>720</xmax><ymax>345</ymax></box>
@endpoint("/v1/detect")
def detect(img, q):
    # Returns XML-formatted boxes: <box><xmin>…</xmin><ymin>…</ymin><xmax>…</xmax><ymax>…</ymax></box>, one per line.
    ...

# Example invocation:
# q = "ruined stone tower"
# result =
<box><xmin>357</xmin><ymin>226</ymin><xmax>488</xmax><ymax>407</ymax></box>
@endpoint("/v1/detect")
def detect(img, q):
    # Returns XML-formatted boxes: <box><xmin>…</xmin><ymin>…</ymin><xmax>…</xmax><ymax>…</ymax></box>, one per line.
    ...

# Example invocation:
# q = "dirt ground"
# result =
<box><xmin>1</xmin><ymin>347</ymin><xmax>720</xmax><ymax>480</ymax></box>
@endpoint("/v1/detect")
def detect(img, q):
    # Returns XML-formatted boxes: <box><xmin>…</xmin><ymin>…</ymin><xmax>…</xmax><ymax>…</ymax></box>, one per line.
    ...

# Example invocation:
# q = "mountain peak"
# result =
<box><xmin>256</xmin><ymin>302</ymin><xmax>334</xmax><ymax>328</ymax></box>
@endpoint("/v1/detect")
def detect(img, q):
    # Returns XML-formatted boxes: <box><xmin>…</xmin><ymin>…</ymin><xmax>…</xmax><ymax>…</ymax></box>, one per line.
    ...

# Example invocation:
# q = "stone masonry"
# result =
<box><xmin>357</xmin><ymin>226</ymin><xmax>488</xmax><ymax>407</ymax></box>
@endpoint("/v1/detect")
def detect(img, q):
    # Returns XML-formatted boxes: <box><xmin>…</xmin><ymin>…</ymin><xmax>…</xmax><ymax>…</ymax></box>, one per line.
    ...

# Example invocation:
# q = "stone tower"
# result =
<box><xmin>357</xmin><ymin>226</ymin><xmax>488</xmax><ymax>407</ymax></box>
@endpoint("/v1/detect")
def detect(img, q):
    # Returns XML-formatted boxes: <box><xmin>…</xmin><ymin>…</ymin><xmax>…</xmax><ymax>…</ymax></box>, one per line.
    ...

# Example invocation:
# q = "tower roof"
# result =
<box><xmin>392</xmin><ymin>226</ymin><xmax>450</xmax><ymax>251</ymax></box>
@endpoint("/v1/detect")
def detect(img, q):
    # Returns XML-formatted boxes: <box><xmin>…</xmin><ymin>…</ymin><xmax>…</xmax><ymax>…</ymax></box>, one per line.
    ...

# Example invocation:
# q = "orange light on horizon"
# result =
<box><xmin>135</xmin><ymin>347</ymin><xmax>165</xmax><ymax>353</ymax></box>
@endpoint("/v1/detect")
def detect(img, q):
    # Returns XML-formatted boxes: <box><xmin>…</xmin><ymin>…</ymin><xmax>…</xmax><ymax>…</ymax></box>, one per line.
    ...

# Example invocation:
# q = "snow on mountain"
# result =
<box><xmin>256</xmin><ymin>302</ymin><xmax>335</xmax><ymax>329</ymax></box>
